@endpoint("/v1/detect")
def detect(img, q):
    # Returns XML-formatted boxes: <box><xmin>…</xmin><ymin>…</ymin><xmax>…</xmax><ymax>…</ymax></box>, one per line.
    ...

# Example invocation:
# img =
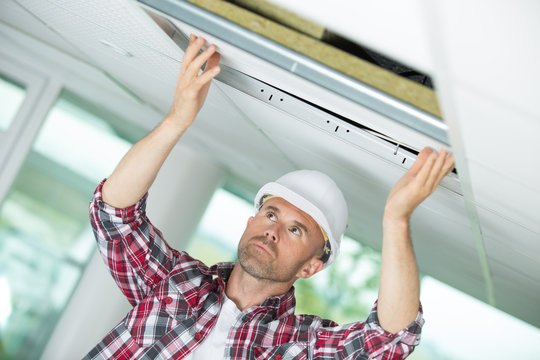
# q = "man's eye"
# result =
<box><xmin>267</xmin><ymin>212</ymin><xmax>276</xmax><ymax>221</ymax></box>
<box><xmin>290</xmin><ymin>227</ymin><xmax>301</xmax><ymax>236</ymax></box>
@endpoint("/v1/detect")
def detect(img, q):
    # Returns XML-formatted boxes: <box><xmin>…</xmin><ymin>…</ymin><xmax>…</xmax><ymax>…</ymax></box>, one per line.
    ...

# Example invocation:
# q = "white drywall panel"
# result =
<box><xmin>452</xmin><ymin>84</ymin><xmax>540</xmax><ymax>193</ymax></box>
<box><xmin>415</xmin><ymin>233</ymin><xmax>487</xmax><ymax>303</ymax></box>
<box><xmin>1</xmin><ymin>0</ymin><xmax>83</xmax><ymax>59</ymax></box>
<box><xmin>184</xmin><ymin>83</ymin><xmax>297</xmax><ymax>184</ymax></box>
<box><xmin>432</xmin><ymin>0</ymin><xmax>540</xmax><ymax>119</ymax></box>
<box><xmin>480</xmin><ymin>208</ymin><xmax>540</xmax><ymax>284</ymax></box>
<box><xmin>468</xmin><ymin>161</ymin><xmax>540</xmax><ymax>234</ymax></box>
<box><xmin>485</xmin><ymin>234</ymin><xmax>540</xmax><ymax>285</ymax></box>
<box><xmin>490</xmin><ymin>259</ymin><xmax>540</xmax><ymax>328</ymax></box>
<box><xmin>478</xmin><ymin>207</ymin><xmax>540</xmax><ymax>260</ymax></box>
<box><xmin>17</xmin><ymin>0</ymin><xmax>181</xmax><ymax>60</ymax></box>
<box><xmin>16</xmin><ymin>0</ymin><xmax>180</xmax><ymax>111</ymax></box>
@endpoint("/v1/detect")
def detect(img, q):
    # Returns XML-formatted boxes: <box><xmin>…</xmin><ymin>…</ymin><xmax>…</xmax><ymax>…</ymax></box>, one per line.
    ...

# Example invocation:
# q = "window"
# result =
<box><xmin>0</xmin><ymin>91</ymin><xmax>133</xmax><ymax>359</ymax></box>
<box><xmin>0</xmin><ymin>74</ymin><xmax>25</xmax><ymax>132</ymax></box>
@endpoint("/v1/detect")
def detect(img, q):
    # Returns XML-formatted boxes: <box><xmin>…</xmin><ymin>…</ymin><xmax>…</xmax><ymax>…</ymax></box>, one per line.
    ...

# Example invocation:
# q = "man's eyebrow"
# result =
<box><xmin>264</xmin><ymin>205</ymin><xmax>280</xmax><ymax>213</ymax></box>
<box><xmin>292</xmin><ymin>220</ymin><xmax>309</xmax><ymax>234</ymax></box>
<box><xmin>263</xmin><ymin>204</ymin><xmax>310</xmax><ymax>234</ymax></box>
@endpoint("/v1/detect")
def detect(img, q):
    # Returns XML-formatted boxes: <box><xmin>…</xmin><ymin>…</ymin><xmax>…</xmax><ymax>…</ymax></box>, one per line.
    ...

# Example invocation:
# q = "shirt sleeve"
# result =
<box><xmin>314</xmin><ymin>301</ymin><xmax>424</xmax><ymax>359</ymax></box>
<box><xmin>89</xmin><ymin>179</ymin><xmax>180</xmax><ymax>306</ymax></box>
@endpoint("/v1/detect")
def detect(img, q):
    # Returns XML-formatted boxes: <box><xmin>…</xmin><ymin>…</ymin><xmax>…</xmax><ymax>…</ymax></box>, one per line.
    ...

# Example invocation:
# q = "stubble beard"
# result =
<box><xmin>237</xmin><ymin>236</ymin><xmax>300</xmax><ymax>283</ymax></box>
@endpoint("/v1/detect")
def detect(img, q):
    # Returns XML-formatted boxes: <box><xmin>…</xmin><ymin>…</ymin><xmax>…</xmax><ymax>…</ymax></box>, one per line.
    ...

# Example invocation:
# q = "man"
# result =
<box><xmin>85</xmin><ymin>35</ymin><xmax>454</xmax><ymax>359</ymax></box>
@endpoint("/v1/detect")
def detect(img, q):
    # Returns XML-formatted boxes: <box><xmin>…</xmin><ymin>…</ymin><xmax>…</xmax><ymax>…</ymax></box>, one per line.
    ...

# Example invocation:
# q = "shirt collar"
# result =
<box><xmin>206</xmin><ymin>261</ymin><xmax>297</xmax><ymax>318</ymax></box>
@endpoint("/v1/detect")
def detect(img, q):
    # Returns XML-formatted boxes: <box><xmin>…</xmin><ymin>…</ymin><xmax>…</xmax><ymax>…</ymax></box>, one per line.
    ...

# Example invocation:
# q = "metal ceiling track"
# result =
<box><xmin>138</xmin><ymin>0</ymin><xmax>450</xmax><ymax>145</ymax></box>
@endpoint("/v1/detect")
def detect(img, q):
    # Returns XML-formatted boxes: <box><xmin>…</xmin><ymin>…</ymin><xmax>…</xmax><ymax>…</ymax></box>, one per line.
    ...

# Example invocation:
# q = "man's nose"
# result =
<box><xmin>265</xmin><ymin>223</ymin><xmax>280</xmax><ymax>243</ymax></box>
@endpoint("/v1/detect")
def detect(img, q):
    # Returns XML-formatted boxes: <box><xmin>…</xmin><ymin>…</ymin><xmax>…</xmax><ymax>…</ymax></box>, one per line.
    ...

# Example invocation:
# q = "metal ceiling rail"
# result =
<box><xmin>138</xmin><ymin>0</ymin><xmax>450</xmax><ymax>145</ymax></box>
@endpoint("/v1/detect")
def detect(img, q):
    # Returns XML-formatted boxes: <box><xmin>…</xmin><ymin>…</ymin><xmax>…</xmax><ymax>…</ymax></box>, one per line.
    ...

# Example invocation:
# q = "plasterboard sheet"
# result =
<box><xmin>24</xmin><ymin>2</ymin><xmax>180</xmax><ymax>83</ymax></box>
<box><xmin>414</xmin><ymin>233</ymin><xmax>487</xmax><ymax>303</ymax></box>
<box><xmin>16</xmin><ymin>0</ymin><xmax>181</xmax><ymax>111</ymax></box>
<box><xmin>1</xmin><ymin>0</ymin><xmax>83</xmax><ymax>60</ymax></box>
<box><xmin>452</xmin><ymin>83</ymin><xmax>540</xmax><ymax>193</ymax></box>
<box><xmin>410</xmin><ymin>207</ymin><xmax>483</xmax><ymax>290</ymax></box>
<box><xmin>478</xmin><ymin>207</ymin><xmax>540</xmax><ymax>261</ymax></box>
<box><xmin>485</xmin><ymin>234</ymin><xmax>540</xmax><ymax>284</ymax></box>
<box><xmin>479</xmin><ymin>208</ymin><xmax>540</xmax><ymax>284</ymax></box>
<box><xmin>17</xmin><ymin>0</ymin><xmax>181</xmax><ymax>60</ymax></box>
<box><xmin>432</xmin><ymin>0</ymin><xmax>540</xmax><ymax>119</ymax></box>
<box><xmin>468</xmin><ymin>161</ymin><xmax>540</xmax><ymax>234</ymax></box>
<box><xmin>489</xmin><ymin>259</ymin><xmax>540</xmax><ymax>328</ymax></box>
<box><xmin>182</xmin><ymin>85</ymin><xmax>296</xmax><ymax>184</ymax></box>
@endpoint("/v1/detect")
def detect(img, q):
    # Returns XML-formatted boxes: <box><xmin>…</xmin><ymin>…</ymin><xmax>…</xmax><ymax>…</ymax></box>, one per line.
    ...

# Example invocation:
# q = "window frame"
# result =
<box><xmin>0</xmin><ymin>54</ymin><xmax>62</xmax><ymax>204</ymax></box>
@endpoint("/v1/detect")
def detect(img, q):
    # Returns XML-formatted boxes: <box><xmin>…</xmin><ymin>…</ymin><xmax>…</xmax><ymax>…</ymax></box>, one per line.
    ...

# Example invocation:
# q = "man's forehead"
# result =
<box><xmin>261</xmin><ymin>197</ymin><xmax>316</xmax><ymax>226</ymax></box>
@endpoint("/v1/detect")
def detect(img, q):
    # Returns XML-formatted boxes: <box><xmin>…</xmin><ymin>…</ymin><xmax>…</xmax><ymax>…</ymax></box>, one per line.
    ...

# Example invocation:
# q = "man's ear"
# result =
<box><xmin>297</xmin><ymin>258</ymin><xmax>324</xmax><ymax>279</ymax></box>
<box><xmin>246</xmin><ymin>216</ymin><xmax>254</xmax><ymax>227</ymax></box>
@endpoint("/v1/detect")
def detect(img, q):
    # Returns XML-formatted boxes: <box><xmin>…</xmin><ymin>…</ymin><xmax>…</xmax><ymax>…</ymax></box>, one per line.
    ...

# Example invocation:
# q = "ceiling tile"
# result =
<box><xmin>184</xmin><ymin>84</ymin><xmax>296</xmax><ymax>184</ymax></box>
<box><xmin>468</xmin><ymin>161</ymin><xmax>540</xmax><ymax>234</ymax></box>
<box><xmin>452</xmin><ymin>84</ymin><xmax>540</xmax><ymax>193</ymax></box>
<box><xmin>485</xmin><ymin>234</ymin><xmax>540</xmax><ymax>285</ymax></box>
<box><xmin>17</xmin><ymin>0</ymin><xmax>182</xmax><ymax>111</ymax></box>
<box><xmin>434</xmin><ymin>1</ymin><xmax>540</xmax><ymax>119</ymax></box>
<box><xmin>17</xmin><ymin>0</ymin><xmax>180</xmax><ymax>59</ymax></box>
<box><xmin>478</xmin><ymin>206</ymin><xmax>540</xmax><ymax>266</ymax></box>
<box><xmin>489</xmin><ymin>259</ymin><xmax>540</xmax><ymax>328</ymax></box>
<box><xmin>418</xmin><ymin>247</ymin><xmax>487</xmax><ymax>305</ymax></box>
<box><xmin>1</xmin><ymin>0</ymin><xmax>84</xmax><ymax>59</ymax></box>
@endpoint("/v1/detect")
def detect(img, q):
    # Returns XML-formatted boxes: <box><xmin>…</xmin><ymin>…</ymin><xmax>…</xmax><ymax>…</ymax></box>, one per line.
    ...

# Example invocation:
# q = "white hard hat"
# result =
<box><xmin>254</xmin><ymin>170</ymin><xmax>348</xmax><ymax>268</ymax></box>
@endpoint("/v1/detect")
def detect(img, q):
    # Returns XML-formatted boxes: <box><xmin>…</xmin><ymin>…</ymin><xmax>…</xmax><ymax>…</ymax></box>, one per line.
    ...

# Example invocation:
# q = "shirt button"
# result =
<box><xmin>194</xmin><ymin>332</ymin><xmax>202</xmax><ymax>341</ymax></box>
<box><xmin>163</xmin><ymin>296</ymin><xmax>173</xmax><ymax>304</ymax></box>
<box><xmin>275</xmin><ymin>354</ymin><xmax>282</xmax><ymax>360</ymax></box>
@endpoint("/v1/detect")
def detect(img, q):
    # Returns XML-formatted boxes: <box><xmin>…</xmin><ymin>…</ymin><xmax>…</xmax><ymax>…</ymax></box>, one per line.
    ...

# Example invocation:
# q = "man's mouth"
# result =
<box><xmin>250</xmin><ymin>238</ymin><xmax>275</xmax><ymax>257</ymax></box>
<box><xmin>255</xmin><ymin>242</ymin><xmax>272</xmax><ymax>255</ymax></box>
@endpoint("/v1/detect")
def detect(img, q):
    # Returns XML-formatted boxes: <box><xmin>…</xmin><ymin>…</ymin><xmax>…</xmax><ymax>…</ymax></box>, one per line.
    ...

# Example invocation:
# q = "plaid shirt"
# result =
<box><xmin>85</xmin><ymin>180</ymin><xmax>423</xmax><ymax>359</ymax></box>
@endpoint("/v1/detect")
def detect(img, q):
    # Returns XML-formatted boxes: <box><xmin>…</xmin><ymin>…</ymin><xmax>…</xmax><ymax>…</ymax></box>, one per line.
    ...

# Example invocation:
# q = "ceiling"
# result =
<box><xmin>1</xmin><ymin>0</ymin><xmax>539</xmax><ymax>328</ymax></box>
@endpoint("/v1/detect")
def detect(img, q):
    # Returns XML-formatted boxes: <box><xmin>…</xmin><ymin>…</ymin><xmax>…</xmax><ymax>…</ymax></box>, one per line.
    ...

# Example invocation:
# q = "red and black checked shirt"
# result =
<box><xmin>85</xmin><ymin>180</ymin><xmax>423</xmax><ymax>359</ymax></box>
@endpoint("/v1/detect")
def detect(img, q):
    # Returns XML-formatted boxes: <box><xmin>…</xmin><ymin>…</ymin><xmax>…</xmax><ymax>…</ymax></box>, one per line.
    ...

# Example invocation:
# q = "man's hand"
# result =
<box><xmin>167</xmin><ymin>34</ymin><xmax>221</xmax><ymax>130</ymax></box>
<box><xmin>377</xmin><ymin>147</ymin><xmax>454</xmax><ymax>334</ymax></box>
<box><xmin>384</xmin><ymin>147</ymin><xmax>455</xmax><ymax>224</ymax></box>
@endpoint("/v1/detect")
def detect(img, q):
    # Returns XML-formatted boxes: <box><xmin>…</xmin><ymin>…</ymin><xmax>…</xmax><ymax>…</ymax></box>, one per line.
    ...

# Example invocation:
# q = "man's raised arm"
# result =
<box><xmin>377</xmin><ymin>147</ymin><xmax>455</xmax><ymax>334</ymax></box>
<box><xmin>102</xmin><ymin>35</ymin><xmax>221</xmax><ymax>208</ymax></box>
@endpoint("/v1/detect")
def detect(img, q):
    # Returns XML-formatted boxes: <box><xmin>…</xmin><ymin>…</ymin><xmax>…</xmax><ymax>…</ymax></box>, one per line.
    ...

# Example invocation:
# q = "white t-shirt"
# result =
<box><xmin>184</xmin><ymin>294</ymin><xmax>241</xmax><ymax>360</ymax></box>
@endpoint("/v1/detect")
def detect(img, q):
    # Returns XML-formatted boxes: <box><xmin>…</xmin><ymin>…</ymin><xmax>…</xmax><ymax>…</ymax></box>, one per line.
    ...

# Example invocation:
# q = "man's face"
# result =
<box><xmin>237</xmin><ymin>197</ymin><xmax>325</xmax><ymax>283</ymax></box>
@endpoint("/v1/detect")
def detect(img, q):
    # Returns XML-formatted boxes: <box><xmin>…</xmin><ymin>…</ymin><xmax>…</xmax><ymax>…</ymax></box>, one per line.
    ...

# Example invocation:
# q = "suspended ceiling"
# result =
<box><xmin>0</xmin><ymin>0</ymin><xmax>539</xmax><ymax>329</ymax></box>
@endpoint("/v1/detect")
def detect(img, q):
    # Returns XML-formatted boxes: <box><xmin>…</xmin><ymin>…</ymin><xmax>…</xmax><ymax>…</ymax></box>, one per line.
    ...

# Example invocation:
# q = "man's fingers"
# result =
<box><xmin>408</xmin><ymin>147</ymin><xmax>433</xmax><ymax>176</ymax></box>
<box><xmin>434</xmin><ymin>153</ymin><xmax>455</xmax><ymax>186</ymax></box>
<box><xmin>204</xmin><ymin>51</ymin><xmax>221</xmax><ymax>72</ymax></box>
<box><xmin>415</xmin><ymin>150</ymin><xmax>437</xmax><ymax>186</ymax></box>
<box><xmin>195</xmin><ymin>63</ymin><xmax>221</xmax><ymax>88</ymax></box>
<box><xmin>425</xmin><ymin>149</ymin><xmax>448</xmax><ymax>190</ymax></box>
<box><xmin>184</xmin><ymin>44</ymin><xmax>219</xmax><ymax>80</ymax></box>
<box><xmin>180</xmin><ymin>35</ymin><xmax>207</xmax><ymax>75</ymax></box>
